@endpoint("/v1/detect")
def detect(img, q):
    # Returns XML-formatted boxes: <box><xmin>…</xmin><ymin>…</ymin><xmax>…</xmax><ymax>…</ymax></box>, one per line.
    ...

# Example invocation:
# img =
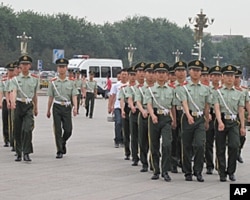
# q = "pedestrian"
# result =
<box><xmin>104</xmin><ymin>74</ymin><xmax>112</xmax><ymax>99</ymax></box>
<box><xmin>46</xmin><ymin>58</ymin><xmax>78</xmax><ymax>159</ymax></box>
<box><xmin>75</xmin><ymin>69</ymin><xmax>84</xmax><ymax>114</ymax></box>
<box><xmin>9</xmin><ymin>55</ymin><xmax>39</xmax><ymax>162</ymax></box>
<box><xmin>213</xmin><ymin>65</ymin><xmax>245</xmax><ymax>182</ymax></box>
<box><xmin>145</xmin><ymin>62</ymin><xmax>176</xmax><ymax>182</ymax></box>
<box><xmin>176</xmin><ymin>60</ymin><xmax>210</xmax><ymax>182</ymax></box>
<box><xmin>83</xmin><ymin>71</ymin><xmax>97</xmax><ymax>118</ymax></box>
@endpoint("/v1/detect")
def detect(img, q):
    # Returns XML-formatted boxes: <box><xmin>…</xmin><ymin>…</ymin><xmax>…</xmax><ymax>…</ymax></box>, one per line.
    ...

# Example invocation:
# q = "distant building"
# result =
<box><xmin>211</xmin><ymin>34</ymin><xmax>250</xmax><ymax>43</ymax></box>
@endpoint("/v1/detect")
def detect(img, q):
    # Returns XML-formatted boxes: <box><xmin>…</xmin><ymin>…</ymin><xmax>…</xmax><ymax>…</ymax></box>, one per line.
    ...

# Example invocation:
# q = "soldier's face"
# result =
<box><xmin>20</xmin><ymin>63</ymin><xmax>31</xmax><ymax>73</ymax></box>
<box><xmin>156</xmin><ymin>71</ymin><xmax>167</xmax><ymax>82</ymax></box>
<box><xmin>57</xmin><ymin>66</ymin><xmax>67</xmax><ymax>75</ymax></box>
<box><xmin>145</xmin><ymin>71</ymin><xmax>154</xmax><ymax>82</ymax></box>
<box><xmin>175</xmin><ymin>69</ymin><xmax>186</xmax><ymax>79</ymax></box>
<box><xmin>223</xmin><ymin>74</ymin><xmax>235</xmax><ymax>85</ymax></box>
<box><xmin>136</xmin><ymin>70</ymin><xmax>145</xmax><ymax>81</ymax></box>
<box><xmin>210</xmin><ymin>74</ymin><xmax>221</xmax><ymax>84</ymax></box>
<box><xmin>234</xmin><ymin>76</ymin><xmax>241</xmax><ymax>85</ymax></box>
<box><xmin>189</xmin><ymin>69</ymin><xmax>201</xmax><ymax>80</ymax></box>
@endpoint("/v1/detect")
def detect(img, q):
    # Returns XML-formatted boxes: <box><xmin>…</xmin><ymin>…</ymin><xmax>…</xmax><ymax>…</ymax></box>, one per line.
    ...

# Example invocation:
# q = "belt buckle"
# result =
<box><xmin>158</xmin><ymin>110</ymin><xmax>164</xmax><ymax>115</ymax></box>
<box><xmin>224</xmin><ymin>115</ymin><xmax>231</xmax><ymax>120</ymax></box>
<box><xmin>61</xmin><ymin>102</ymin><xmax>65</xmax><ymax>106</ymax></box>
<box><xmin>192</xmin><ymin>112</ymin><xmax>197</xmax><ymax>117</ymax></box>
<box><xmin>21</xmin><ymin>98</ymin><xmax>26</xmax><ymax>102</ymax></box>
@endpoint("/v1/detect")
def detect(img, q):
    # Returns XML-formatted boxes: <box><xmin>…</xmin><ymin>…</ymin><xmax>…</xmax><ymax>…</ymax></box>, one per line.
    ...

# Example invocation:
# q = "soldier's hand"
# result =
<box><xmin>151</xmin><ymin>114</ymin><xmax>158</xmax><ymax>124</ymax></box>
<box><xmin>205</xmin><ymin>121</ymin><xmax>209</xmax><ymax>130</ymax></box>
<box><xmin>131</xmin><ymin>106</ymin><xmax>136</xmax><ymax>113</ymax></box>
<box><xmin>121</xmin><ymin>111</ymin><xmax>126</xmax><ymax>118</ymax></box>
<box><xmin>142</xmin><ymin>111</ymin><xmax>148</xmax><ymax>118</ymax></box>
<box><xmin>34</xmin><ymin>108</ymin><xmax>38</xmax><ymax>116</ymax></box>
<box><xmin>218</xmin><ymin>122</ymin><xmax>224</xmax><ymax>131</ymax></box>
<box><xmin>240</xmin><ymin>127</ymin><xmax>246</xmax><ymax>136</ymax></box>
<box><xmin>47</xmin><ymin>111</ymin><xmax>51</xmax><ymax>118</ymax></box>
<box><xmin>171</xmin><ymin>120</ymin><xmax>177</xmax><ymax>129</ymax></box>
<box><xmin>187</xmin><ymin>116</ymin><xmax>194</xmax><ymax>125</ymax></box>
<box><xmin>208</xmin><ymin>114</ymin><xmax>212</xmax><ymax>121</ymax></box>
<box><xmin>73</xmin><ymin>107</ymin><xmax>77</xmax><ymax>116</ymax></box>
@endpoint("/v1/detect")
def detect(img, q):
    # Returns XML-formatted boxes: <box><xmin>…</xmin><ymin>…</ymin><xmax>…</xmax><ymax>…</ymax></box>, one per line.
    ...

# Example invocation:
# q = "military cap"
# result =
<box><xmin>5</xmin><ymin>62</ymin><xmax>15</xmax><ymax>70</ymax></box>
<box><xmin>221</xmin><ymin>65</ymin><xmax>237</xmax><ymax>74</ymax></box>
<box><xmin>144</xmin><ymin>63</ymin><xmax>155</xmax><ymax>72</ymax></box>
<box><xmin>55</xmin><ymin>58</ymin><xmax>69</xmax><ymax>66</ymax></box>
<box><xmin>127</xmin><ymin>66</ymin><xmax>136</xmax><ymax>74</ymax></box>
<box><xmin>169</xmin><ymin>66</ymin><xmax>175</xmax><ymax>74</ymax></box>
<box><xmin>89</xmin><ymin>70</ymin><xmax>95</xmax><ymax>75</ymax></box>
<box><xmin>188</xmin><ymin>60</ymin><xmax>204</xmax><ymax>70</ymax></box>
<box><xmin>13</xmin><ymin>60</ymin><xmax>19</xmax><ymax>67</ymax></box>
<box><xmin>201</xmin><ymin>66</ymin><xmax>210</xmax><ymax>75</ymax></box>
<box><xmin>154</xmin><ymin>62</ymin><xmax>169</xmax><ymax>72</ymax></box>
<box><xmin>235</xmin><ymin>69</ymin><xmax>242</xmax><ymax>77</ymax></box>
<box><xmin>19</xmin><ymin>55</ymin><xmax>32</xmax><ymax>64</ymax></box>
<box><xmin>173</xmin><ymin>61</ymin><xmax>187</xmax><ymax>71</ymax></box>
<box><xmin>209</xmin><ymin>66</ymin><xmax>222</xmax><ymax>75</ymax></box>
<box><xmin>134</xmin><ymin>62</ymin><xmax>146</xmax><ymax>71</ymax></box>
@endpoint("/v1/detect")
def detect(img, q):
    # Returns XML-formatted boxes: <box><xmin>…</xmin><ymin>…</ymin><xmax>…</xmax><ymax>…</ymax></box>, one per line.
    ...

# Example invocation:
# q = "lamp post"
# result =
<box><xmin>172</xmin><ymin>49</ymin><xmax>183</xmax><ymax>62</ymax></box>
<box><xmin>213</xmin><ymin>53</ymin><xmax>223</xmax><ymax>66</ymax></box>
<box><xmin>125</xmin><ymin>44</ymin><xmax>137</xmax><ymax>67</ymax></box>
<box><xmin>188</xmin><ymin>9</ymin><xmax>214</xmax><ymax>61</ymax></box>
<box><xmin>16</xmin><ymin>32</ymin><xmax>32</xmax><ymax>55</ymax></box>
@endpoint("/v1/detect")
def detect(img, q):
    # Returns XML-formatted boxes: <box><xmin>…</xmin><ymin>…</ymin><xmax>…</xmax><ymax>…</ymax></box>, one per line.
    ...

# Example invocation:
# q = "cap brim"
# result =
<box><xmin>175</xmin><ymin>67</ymin><xmax>186</xmax><ymax>70</ymax></box>
<box><xmin>20</xmin><ymin>61</ymin><xmax>31</xmax><ymax>64</ymax></box>
<box><xmin>189</xmin><ymin>66</ymin><xmax>201</xmax><ymax>70</ymax></box>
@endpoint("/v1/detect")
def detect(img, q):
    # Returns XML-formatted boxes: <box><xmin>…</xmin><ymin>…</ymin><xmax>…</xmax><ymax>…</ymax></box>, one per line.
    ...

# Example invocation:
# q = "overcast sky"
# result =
<box><xmin>1</xmin><ymin>0</ymin><xmax>250</xmax><ymax>37</ymax></box>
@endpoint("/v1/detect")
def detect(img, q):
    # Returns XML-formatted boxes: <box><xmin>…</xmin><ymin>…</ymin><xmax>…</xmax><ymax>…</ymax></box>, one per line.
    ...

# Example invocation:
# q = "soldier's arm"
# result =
<box><xmin>0</xmin><ymin>91</ymin><xmax>2</xmax><ymax>109</ymax></box>
<box><xmin>72</xmin><ymin>95</ymin><xmax>77</xmax><ymax>116</ymax></box>
<box><xmin>47</xmin><ymin>96</ymin><xmax>54</xmax><ymax>118</ymax></box>
<box><xmin>32</xmin><ymin>93</ymin><xmax>38</xmax><ymax>116</ymax></box>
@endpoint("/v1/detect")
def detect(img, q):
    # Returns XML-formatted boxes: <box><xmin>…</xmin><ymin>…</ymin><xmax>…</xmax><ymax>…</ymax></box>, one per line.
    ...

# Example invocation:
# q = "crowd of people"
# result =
<box><xmin>0</xmin><ymin>56</ymin><xmax>248</xmax><ymax>183</ymax></box>
<box><xmin>108</xmin><ymin>60</ymin><xmax>248</xmax><ymax>182</ymax></box>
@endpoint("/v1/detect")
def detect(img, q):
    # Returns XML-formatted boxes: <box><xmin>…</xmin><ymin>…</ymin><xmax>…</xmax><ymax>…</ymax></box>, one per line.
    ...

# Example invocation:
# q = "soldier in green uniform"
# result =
<box><xmin>0</xmin><ymin>67</ymin><xmax>9</xmax><ymax>147</ymax></box>
<box><xmin>75</xmin><ymin>69</ymin><xmax>83</xmax><ymax>114</ymax></box>
<box><xmin>135</xmin><ymin>63</ymin><xmax>155</xmax><ymax>172</ymax></box>
<box><xmin>171</xmin><ymin>61</ymin><xmax>188</xmax><ymax>173</ymax></box>
<box><xmin>127</xmin><ymin>62</ymin><xmax>146</xmax><ymax>166</ymax></box>
<box><xmin>145</xmin><ymin>62</ymin><xmax>176</xmax><ymax>182</ymax></box>
<box><xmin>9</xmin><ymin>55</ymin><xmax>39</xmax><ymax>162</ymax></box>
<box><xmin>205</xmin><ymin>65</ymin><xmax>222</xmax><ymax>175</ymax></box>
<box><xmin>47</xmin><ymin>58</ymin><xmax>78</xmax><ymax>159</ymax></box>
<box><xmin>213</xmin><ymin>65</ymin><xmax>245</xmax><ymax>182</ymax></box>
<box><xmin>177</xmin><ymin>60</ymin><xmax>210</xmax><ymax>182</ymax></box>
<box><xmin>234</xmin><ymin>69</ymin><xmax>250</xmax><ymax>163</ymax></box>
<box><xmin>83</xmin><ymin>71</ymin><xmax>97</xmax><ymax>119</ymax></box>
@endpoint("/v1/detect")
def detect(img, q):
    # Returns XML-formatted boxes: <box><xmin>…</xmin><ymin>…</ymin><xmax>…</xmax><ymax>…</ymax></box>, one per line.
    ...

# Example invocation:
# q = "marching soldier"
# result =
<box><xmin>213</xmin><ymin>65</ymin><xmax>245</xmax><ymax>182</ymax></box>
<box><xmin>0</xmin><ymin>69</ymin><xmax>9</xmax><ymax>147</ymax></box>
<box><xmin>205</xmin><ymin>65</ymin><xmax>222</xmax><ymax>175</ymax></box>
<box><xmin>75</xmin><ymin>69</ymin><xmax>83</xmax><ymax>114</ymax></box>
<box><xmin>234</xmin><ymin>69</ymin><xmax>250</xmax><ymax>163</ymax></box>
<box><xmin>47</xmin><ymin>58</ymin><xmax>78</xmax><ymax>159</ymax></box>
<box><xmin>83</xmin><ymin>71</ymin><xmax>97</xmax><ymax>119</ymax></box>
<box><xmin>10</xmin><ymin>55</ymin><xmax>39</xmax><ymax>162</ymax></box>
<box><xmin>171</xmin><ymin>61</ymin><xmax>188</xmax><ymax>173</ymax></box>
<box><xmin>127</xmin><ymin>62</ymin><xmax>146</xmax><ymax>166</ymax></box>
<box><xmin>145</xmin><ymin>62</ymin><xmax>176</xmax><ymax>182</ymax></box>
<box><xmin>135</xmin><ymin>63</ymin><xmax>155</xmax><ymax>172</ymax></box>
<box><xmin>176</xmin><ymin>60</ymin><xmax>210</xmax><ymax>182</ymax></box>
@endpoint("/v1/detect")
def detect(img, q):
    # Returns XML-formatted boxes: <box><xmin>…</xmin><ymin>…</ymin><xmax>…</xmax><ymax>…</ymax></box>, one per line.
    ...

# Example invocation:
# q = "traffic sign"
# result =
<box><xmin>52</xmin><ymin>49</ymin><xmax>65</xmax><ymax>63</ymax></box>
<box><xmin>37</xmin><ymin>60</ymin><xmax>43</xmax><ymax>71</ymax></box>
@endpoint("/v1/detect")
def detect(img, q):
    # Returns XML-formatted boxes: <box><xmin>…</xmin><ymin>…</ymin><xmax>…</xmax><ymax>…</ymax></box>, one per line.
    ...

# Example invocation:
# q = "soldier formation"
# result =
<box><xmin>108</xmin><ymin>60</ymin><xmax>248</xmax><ymax>182</ymax></box>
<box><xmin>0</xmin><ymin>56</ymin><xmax>248</xmax><ymax>183</ymax></box>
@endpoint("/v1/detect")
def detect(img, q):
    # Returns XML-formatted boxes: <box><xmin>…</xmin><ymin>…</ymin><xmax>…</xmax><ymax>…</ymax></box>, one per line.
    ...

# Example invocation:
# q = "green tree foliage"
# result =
<box><xmin>0</xmin><ymin>4</ymin><xmax>249</xmax><ymax>72</ymax></box>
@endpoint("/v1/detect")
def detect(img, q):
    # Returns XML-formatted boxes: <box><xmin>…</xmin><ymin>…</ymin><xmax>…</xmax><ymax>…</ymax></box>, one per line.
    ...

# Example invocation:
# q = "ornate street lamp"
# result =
<box><xmin>16</xmin><ymin>32</ymin><xmax>32</xmax><ymax>55</ymax></box>
<box><xmin>172</xmin><ymin>49</ymin><xmax>183</xmax><ymax>62</ymax></box>
<box><xmin>188</xmin><ymin>9</ymin><xmax>214</xmax><ymax>60</ymax></box>
<box><xmin>213</xmin><ymin>53</ymin><xmax>223</xmax><ymax>66</ymax></box>
<box><xmin>125</xmin><ymin>44</ymin><xmax>137</xmax><ymax>67</ymax></box>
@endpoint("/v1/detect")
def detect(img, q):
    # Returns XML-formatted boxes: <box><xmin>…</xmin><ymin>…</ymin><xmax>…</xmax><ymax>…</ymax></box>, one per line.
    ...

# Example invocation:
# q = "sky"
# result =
<box><xmin>1</xmin><ymin>0</ymin><xmax>250</xmax><ymax>37</ymax></box>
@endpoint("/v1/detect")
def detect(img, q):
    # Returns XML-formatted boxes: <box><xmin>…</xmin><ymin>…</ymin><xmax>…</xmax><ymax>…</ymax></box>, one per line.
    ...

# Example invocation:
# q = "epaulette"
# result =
<box><xmin>1</xmin><ymin>77</ymin><xmax>7</xmax><ymax>81</ymax></box>
<box><xmin>217</xmin><ymin>86</ymin><xmax>223</xmax><ymax>90</ymax></box>
<box><xmin>235</xmin><ymin>86</ymin><xmax>242</xmax><ymax>91</ymax></box>
<box><xmin>50</xmin><ymin>77</ymin><xmax>57</xmax><ymax>82</ymax></box>
<box><xmin>137</xmin><ymin>84</ymin><xmax>144</xmax><ymax>88</ymax></box>
<box><xmin>31</xmin><ymin>73</ymin><xmax>39</xmax><ymax>78</ymax></box>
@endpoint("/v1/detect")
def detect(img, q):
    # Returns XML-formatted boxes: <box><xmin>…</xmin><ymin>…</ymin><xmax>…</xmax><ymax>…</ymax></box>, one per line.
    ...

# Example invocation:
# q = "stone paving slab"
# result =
<box><xmin>0</xmin><ymin>96</ymin><xmax>249</xmax><ymax>200</ymax></box>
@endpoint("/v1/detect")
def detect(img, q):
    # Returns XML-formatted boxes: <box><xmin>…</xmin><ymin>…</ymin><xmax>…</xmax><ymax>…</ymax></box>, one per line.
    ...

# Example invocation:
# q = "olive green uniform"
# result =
<box><xmin>118</xmin><ymin>84</ymin><xmax>131</xmax><ymax>158</ymax></box>
<box><xmin>75</xmin><ymin>78</ymin><xmax>83</xmax><ymax>114</ymax></box>
<box><xmin>177</xmin><ymin>81</ymin><xmax>210</xmax><ymax>177</ymax></box>
<box><xmin>145</xmin><ymin>82</ymin><xmax>174</xmax><ymax>176</ymax></box>
<box><xmin>134</xmin><ymin>83</ymin><xmax>150</xmax><ymax>169</ymax></box>
<box><xmin>213</xmin><ymin>86</ymin><xmax>244</xmax><ymax>178</ymax></box>
<box><xmin>47</xmin><ymin>77</ymin><xmax>78</xmax><ymax>154</ymax></box>
<box><xmin>83</xmin><ymin>80</ymin><xmax>97</xmax><ymax>118</ymax></box>
<box><xmin>10</xmin><ymin>73</ymin><xmax>39</xmax><ymax>157</ymax></box>
<box><xmin>126</xmin><ymin>84</ymin><xmax>140</xmax><ymax>163</ymax></box>
<box><xmin>0</xmin><ymin>77</ymin><xmax>9</xmax><ymax>146</ymax></box>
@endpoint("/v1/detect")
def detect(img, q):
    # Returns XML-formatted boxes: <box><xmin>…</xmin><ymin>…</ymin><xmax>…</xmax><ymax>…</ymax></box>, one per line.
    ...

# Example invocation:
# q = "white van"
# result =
<box><xmin>68</xmin><ymin>55</ymin><xmax>123</xmax><ymax>91</ymax></box>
